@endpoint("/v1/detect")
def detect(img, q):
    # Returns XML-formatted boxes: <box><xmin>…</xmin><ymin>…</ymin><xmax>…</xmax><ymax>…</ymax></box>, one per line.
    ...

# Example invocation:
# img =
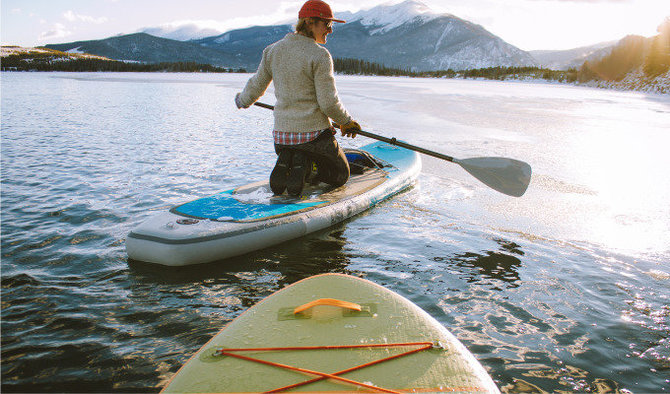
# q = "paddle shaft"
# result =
<box><xmin>252</xmin><ymin>102</ymin><xmax>456</xmax><ymax>162</ymax></box>
<box><xmin>355</xmin><ymin>130</ymin><xmax>456</xmax><ymax>163</ymax></box>
<box><xmin>251</xmin><ymin>101</ymin><xmax>531</xmax><ymax>197</ymax></box>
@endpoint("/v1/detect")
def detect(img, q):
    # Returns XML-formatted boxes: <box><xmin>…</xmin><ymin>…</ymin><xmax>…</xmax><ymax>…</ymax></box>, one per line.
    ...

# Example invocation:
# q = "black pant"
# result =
<box><xmin>274</xmin><ymin>131</ymin><xmax>350</xmax><ymax>188</ymax></box>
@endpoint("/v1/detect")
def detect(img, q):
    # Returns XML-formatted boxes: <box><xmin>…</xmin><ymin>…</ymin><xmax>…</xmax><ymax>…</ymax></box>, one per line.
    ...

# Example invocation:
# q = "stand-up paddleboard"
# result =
<box><xmin>162</xmin><ymin>274</ymin><xmax>499</xmax><ymax>393</ymax></box>
<box><xmin>126</xmin><ymin>142</ymin><xmax>420</xmax><ymax>266</ymax></box>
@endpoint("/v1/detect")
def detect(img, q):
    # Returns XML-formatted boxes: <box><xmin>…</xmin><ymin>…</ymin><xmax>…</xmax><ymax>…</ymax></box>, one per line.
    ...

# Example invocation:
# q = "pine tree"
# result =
<box><xmin>644</xmin><ymin>17</ymin><xmax>670</xmax><ymax>77</ymax></box>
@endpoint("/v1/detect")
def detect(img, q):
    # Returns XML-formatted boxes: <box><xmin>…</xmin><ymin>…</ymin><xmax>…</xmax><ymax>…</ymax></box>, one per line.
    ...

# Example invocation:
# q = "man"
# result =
<box><xmin>235</xmin><ymin>0</ymin><xmax>361</xmax><ymax>196</ymax></box>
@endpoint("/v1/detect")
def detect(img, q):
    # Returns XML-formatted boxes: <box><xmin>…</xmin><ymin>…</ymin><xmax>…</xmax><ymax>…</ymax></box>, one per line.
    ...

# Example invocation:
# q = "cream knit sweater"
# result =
<box><xmin>236</xmin><ymin>33</ymin><xmax>353</xmax><ymax>133</ymax></box>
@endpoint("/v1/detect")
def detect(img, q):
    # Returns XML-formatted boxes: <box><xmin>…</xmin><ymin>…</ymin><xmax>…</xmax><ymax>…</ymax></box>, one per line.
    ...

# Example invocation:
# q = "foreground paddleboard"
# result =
<box><xmin>162</xmin><ymin>274</ymin><xmax>499</xmax><ymax>393</ymax></box>
<box><xmin>126</xmin><ymin>142</ymin><xmax>420</xmax><ymax>266</ymax></box>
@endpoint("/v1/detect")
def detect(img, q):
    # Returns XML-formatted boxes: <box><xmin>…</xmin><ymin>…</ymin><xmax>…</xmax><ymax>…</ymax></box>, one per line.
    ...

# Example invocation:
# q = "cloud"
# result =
<box><xmin>141</xmin><ymin>21</ymin><xmax>226</xmax><ymax>40</ymax></box>
<box><xmin>139</xmin><ymin>14</ymin><xmax>294</xmax><ymax>41</ymax></box>
<box><xmin>38</xmin><ymin>23</ymin><xmax>72</xmax><ymax>42</ymax></box>
<box><xmin>63</xmin><ymin>10</ymin><xmax>108</xmax><ymax>24</ymax></box>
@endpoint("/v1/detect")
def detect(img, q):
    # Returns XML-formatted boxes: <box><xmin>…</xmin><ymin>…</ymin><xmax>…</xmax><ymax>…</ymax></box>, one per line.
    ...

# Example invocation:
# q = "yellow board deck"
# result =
<box><xmin>162</xmin><ymin>274</ymin><xmax>499</xmax><ymax>393</ymax></box>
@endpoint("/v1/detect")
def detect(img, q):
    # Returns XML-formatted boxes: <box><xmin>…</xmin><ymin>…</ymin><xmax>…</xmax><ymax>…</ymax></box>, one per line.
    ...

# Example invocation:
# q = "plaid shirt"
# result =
<box><xmin>273</xmin><ymin>128</ymin><xmax>333</xmax><ymax>145</ymax></box>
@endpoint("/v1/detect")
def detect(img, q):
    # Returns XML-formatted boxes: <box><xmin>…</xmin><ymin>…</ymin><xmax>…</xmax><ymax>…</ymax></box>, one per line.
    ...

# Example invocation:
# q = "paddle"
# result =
<box><xmin>253</xmin><ymin>102</ymin><xmax>532</xmax><ymax>197</ymax></box>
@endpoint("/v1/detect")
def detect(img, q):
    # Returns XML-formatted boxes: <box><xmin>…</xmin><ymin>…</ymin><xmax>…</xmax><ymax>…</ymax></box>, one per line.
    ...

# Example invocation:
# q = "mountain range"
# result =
<box><xmin>46</xmin><ymin>1</ymin><xmax>541</xmax><ymax>71</ymax></box>
<box><xmin>43</xmin><ymin>0</ymin><xmax>624</xmax><ymax>72</ymax></box>
<box><xmin>45</xmin><ymin>32</ymin><xmax>240</xmax><ymax>67</ymax></box>
<box><xmin>530</xmin><ymin>41</ymin><xmax>618</xmax><ymax>70</ymax></box>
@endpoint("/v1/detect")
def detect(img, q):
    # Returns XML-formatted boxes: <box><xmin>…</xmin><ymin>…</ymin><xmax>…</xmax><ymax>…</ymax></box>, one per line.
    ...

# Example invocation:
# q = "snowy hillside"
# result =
<box><xmin>582</xmin><ymin>67</ymin><xmax>670</xmax><ymax>94</ymax></box>
<box><xmin>530</xmin><ymin>41</ymin><xmax>617</xmax><ymax>70</ymax></box>
<box><xmin>323</xmin><ymin>1</ymin><xmax>536</xmax><ymax>71</ymax></box>
<box><xmin>338</xmin><ymin>0</ymin><xmax>440</xmax><ymax>35</ymax></box>
<box><xmin>1</xmin><ymin>46</ymin><xmax>108</xmax><ymax>59</ymax></box>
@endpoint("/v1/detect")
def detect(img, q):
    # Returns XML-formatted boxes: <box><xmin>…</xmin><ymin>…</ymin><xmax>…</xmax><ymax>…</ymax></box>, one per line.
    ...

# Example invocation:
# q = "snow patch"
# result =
<box><xmin>345</xmin><ymin>0</ymin><xmax>440</xmax><ymax>34</ymax></box>
<box><xmin>434</xmin><ymin>22</ymin><xmax>454</xmax><ymax>54</ymax></box>
<box><xmin>214</xmin><ymin>34</ymin><xmax>231</xmax><ymax>44</ymax></box>
<box><xmin>66</xmin><ymin>46</ymin><xmax>85</xmax><ymax>54</ymax></box>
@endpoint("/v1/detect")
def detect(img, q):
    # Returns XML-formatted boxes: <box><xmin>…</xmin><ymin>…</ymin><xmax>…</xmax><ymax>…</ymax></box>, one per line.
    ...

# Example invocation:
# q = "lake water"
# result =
<box><xmin>1</xmin><ymin>72</ymin><xmax>669</xmax><ymax>392</ymax></box>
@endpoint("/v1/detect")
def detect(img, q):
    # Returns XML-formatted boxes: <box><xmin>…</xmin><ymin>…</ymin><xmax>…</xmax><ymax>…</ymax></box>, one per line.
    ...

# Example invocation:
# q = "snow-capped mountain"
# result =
<box><xmin>197</xmin><ymin>0</ymin><xmax>536</xmax><ymax>71</ymax></box>
<box><xmin>530</xmin><ymin>41</ymin><xmax>617</xmax><ymax>70</ymax></box>
<box><xmin>141</xmin><ymin>1</ymin><xmax>440</xmax><ymax>42</ymax></box>
<box><xmin>330</xmin><ymin>2</ymin><xmax>536</xmax><ymax>71</ymax></box>
<box><xmin>46</xmin><ymin>0</ymin><xmax>537</xmax><ymax>71</ymax></box>
<box><xmin>337</xmin><ymin>0</ymin><xmax>440</xmax><ymax>35</ymax></box>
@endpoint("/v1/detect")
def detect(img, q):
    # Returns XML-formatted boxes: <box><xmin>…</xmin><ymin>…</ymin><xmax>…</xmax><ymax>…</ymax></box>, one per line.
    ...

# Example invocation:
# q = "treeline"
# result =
<box><xmin>1</xmin><ymin>52</ymin><xmax>243</xmax><ymax>73</ymax></box>
<box><xmin>420</xmin><ymin>66</ymin><xmax>579</xmax><ymax>82</ymax></box>
<box><xmin>334</xmin><ymin>57</ymin><xmax>411</xmax><ymax>76</ymax></box>
<box><xmin>7</xmin><ymin>51</ymin><xmax>577</xmax><ymax>83</ymax></box>
<box><xmin>334</xmin><ymin>57</ymin><xmax>579</xmax><ymax>83</ymax></box>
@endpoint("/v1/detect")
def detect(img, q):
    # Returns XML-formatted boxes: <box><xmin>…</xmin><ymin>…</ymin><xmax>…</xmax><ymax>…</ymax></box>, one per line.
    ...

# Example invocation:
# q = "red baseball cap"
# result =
<box><xmin>299</xmin><ymin>0</ymin><xmax>346</xmax><ymax>23</ymax></box>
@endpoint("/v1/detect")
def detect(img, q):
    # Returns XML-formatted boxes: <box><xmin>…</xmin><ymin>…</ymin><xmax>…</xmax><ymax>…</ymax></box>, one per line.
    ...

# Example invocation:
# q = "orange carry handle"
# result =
<box><xmin>293</xmin><ymin>298</ymin><xmax>362</xmax><ymax>315</ymax></box>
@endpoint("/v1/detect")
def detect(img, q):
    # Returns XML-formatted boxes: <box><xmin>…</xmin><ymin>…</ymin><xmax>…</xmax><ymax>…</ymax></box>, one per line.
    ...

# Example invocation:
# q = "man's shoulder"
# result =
<box><xmin>301</xmin><ymin>39</ymin><xmax>331</xmax><ymax>61</ymax></box>
<box><xmin>268</xmin><ymin>34</ymin><xmax>331</xmax><ymax>62</ymax></box>
<box><xmin>265</xmin><ymin>34</ymin><xmax>291</xmax><ymax>52</ymax></box>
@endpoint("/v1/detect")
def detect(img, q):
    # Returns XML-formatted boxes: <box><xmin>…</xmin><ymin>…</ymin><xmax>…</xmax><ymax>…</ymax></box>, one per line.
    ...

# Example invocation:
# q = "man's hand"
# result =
<box><xmin>335</xmin><ymin>120</ymin><xmax>361</xmax><ymax>138</ymax></box>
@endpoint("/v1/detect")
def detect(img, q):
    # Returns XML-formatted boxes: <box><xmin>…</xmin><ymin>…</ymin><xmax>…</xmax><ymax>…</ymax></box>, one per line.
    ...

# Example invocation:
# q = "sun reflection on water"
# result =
<box><xmin>555</xmin><ymin>98</ymin><xmax>670</xmax><ymax>255</ymax></box>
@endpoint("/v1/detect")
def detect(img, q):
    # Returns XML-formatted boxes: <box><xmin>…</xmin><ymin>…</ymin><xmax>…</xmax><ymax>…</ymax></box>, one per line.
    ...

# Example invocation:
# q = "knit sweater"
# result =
<box><xmin>236</xmin><ymin>33</ymin><xmax>353</xmax><ymax>133</ymax></box>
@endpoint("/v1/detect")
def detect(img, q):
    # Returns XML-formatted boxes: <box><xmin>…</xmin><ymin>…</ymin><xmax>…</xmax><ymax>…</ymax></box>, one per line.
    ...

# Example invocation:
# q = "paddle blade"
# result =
<box><xmin>455</xmin><ymin>157</ymin><xmax>532</xmax><ymax>197</ymax></box>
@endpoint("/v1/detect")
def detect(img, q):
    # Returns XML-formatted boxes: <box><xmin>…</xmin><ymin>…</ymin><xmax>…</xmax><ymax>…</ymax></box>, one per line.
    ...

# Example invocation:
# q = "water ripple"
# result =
<box><xmin>2</xmin><ymin>72</ymin><xmax>669</xmax><ymax>393</ymax></box>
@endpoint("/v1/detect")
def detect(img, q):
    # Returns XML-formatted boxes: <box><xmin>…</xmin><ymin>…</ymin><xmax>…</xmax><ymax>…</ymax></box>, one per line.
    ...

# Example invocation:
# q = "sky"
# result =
<box><xmin>2</xmin><ymin>0</ymin><xmax>669</xmax><ymax>51</ymax></box>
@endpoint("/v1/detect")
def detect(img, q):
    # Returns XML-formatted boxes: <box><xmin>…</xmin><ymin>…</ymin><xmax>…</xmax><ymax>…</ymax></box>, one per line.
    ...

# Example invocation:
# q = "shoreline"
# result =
<box><xmin>2</xmin><ymin>44</ymin><xmax>668</xmax><ymax>95</ymax></box>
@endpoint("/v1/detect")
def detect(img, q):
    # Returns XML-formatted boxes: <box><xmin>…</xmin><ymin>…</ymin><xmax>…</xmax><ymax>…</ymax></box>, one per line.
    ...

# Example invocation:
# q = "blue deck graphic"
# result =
<box><xmin>173</xmin><ymin>190</ymin><xmax>327</xmax><ymax>221</ymax></box>
<box><xmin>173</xmin><ymin>190</ymin><xmax>328</xmax><ymax>221</ymax></box>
